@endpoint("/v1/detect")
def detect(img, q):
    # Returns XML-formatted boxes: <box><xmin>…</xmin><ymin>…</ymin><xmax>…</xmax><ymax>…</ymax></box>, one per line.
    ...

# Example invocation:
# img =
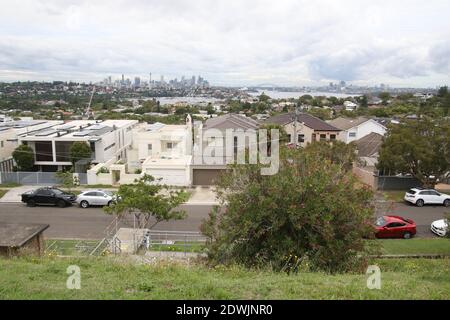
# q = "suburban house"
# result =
<box><xmin>0</xmin><ymin>127</ymin><xmax>16</xmax><ymax>164</ymax></box>
<box><xmin>263</xmin><ymin>112</ymin><xmax>341</xmax><ymax>147</ymax></box>
<box><xmin>17</xmin><ymin>119</ymin><xmax>139</xmax><ymax>172</ymax></box>
<box><xmin>344</xmin><ymin>101</ymin><xmax>358</xmax><ymax>111</ymax></box>
<box><xmin>127</xmin><ymin>116</ymin><xmax>193</xmax><ymax>186</ymax></box>
<box><xmin>192</xmin><ymin>113</ymin><xmax>259</xmax><ymax>185</ymax></box>
<box><xmin>328</xmin><ymin>117</ymin><xmax>387</xmax><ymax>143</ymax></box>
<box><xmin>0</xmin><ymin>120</ymin><xmax>64</xmax><ymax>171</ymax></box>
<box><xmin>0</xmin><ymin>223</ymin><xmax>49</xmax><ymax>257</ymax></box>
<box><xmin>355</xmin><ymin>132</ymin><xmax>384</xmax><ymax>167</ymax></box>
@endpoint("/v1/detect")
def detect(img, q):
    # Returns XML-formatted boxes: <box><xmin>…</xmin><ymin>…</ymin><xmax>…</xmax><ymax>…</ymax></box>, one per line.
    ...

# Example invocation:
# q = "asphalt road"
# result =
<box><xmin>0</xmin><ymin>203</ymin><xmax>213</xmax><ymax>239</ymax></box>
<box><xmin>0</xmin><ymin>201</ymin><xmax>446</xmax><ymax>239</ymax></box>
<box><xmin>374</xmin><ymin>200</ymin><xmax>447</xmax><ymax>238</ymax></box>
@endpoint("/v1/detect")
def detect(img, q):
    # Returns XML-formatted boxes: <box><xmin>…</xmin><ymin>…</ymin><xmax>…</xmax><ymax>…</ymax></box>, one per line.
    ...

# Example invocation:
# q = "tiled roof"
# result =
<box><xmin>355</xmin><ymin>132</ymin><xmax>384</xmax><ymax>157</ymax></box>
<box><xmin>204</xmin><ymin>114</ymin><xmax>259</xmax><ymax>130</ymax></box>
<box><xmin>328</xmin><ymin>117</ymin><xmax>370</xmax><ymax>130</ymax></box>
<box><xmin>264</xmin><ymin>113</ymin><xmax>341</xmax><ymax>131</ymax></box>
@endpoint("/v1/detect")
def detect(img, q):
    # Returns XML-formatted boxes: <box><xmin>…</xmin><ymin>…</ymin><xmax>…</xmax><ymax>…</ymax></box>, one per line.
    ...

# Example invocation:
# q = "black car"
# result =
<box><xmin>21</xmin><ymin>187</ymin><xmax>76</xmax><ymax>208</ymax></box>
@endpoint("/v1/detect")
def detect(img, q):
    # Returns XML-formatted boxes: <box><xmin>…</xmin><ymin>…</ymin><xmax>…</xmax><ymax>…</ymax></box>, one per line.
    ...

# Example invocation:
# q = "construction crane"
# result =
<box><xmin>84</xmin><ymin>86</ymin><xmax>96</xmax><ymax>119</ymax></box>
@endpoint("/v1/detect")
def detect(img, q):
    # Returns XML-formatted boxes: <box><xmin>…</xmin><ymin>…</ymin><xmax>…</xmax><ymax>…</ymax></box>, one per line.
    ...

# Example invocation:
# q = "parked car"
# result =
<box><xmin>431</xmin><ymin>219</ymin><xmax>448</xmax><ymax>237</ymax></box>
<box><xmin>21</xmin><ymin>187</ymin><xmax>76</xmax><ymax>208</ymax></box>
<box><xmin>76</xmin><ymin>190</ymin><xmax>117</xmax><ymax>208</ymax></box>
<box><xmin>374</xmin><ymin>215</ymin><xmax>417</xmax><ymax>239</ymax></box>
<box><xmin>404</xmin><ymin>188</ymin><xmax>450</xmax><ymax>207</ymax></box>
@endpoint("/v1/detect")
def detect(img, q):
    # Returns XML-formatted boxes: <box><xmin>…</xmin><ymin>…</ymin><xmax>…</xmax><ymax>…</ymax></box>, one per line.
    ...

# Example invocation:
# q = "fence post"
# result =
<box><xmin>37</xmin><ymin>172</ymin><xmax>39</xmax><ymax>185</ymax></box>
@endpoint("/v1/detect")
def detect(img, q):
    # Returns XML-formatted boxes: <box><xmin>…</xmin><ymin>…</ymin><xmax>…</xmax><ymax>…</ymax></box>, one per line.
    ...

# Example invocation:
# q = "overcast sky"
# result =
<box><xmin>0</xmin><ymin>0</ymin><xmax>449</xmax><ymax>87</ymax></box>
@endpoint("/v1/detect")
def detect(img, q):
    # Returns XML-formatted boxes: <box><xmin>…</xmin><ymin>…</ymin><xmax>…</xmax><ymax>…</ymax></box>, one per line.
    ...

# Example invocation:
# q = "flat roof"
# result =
<box><xmin>0</xmin><ymin>223</ymin><xmax>49</xmax><ymax>247</ymax></box>
<box><xmin>20</xmin><ymin>120</ymin><xmax>138</xmax><ymax>140</ymax></box>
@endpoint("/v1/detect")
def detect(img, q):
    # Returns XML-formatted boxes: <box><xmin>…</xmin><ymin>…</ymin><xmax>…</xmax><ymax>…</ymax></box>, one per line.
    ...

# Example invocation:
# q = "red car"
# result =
<box><xmin>374</xmin><ymin>215</ymin><xmax>417</xmax><ymax>239</ymax></box>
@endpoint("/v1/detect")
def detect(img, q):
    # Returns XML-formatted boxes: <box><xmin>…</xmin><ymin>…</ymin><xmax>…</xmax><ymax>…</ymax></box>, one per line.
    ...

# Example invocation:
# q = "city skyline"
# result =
<box><xmin>0</xmin><ymin>0</ymin><xmax>449</xmax><ymax>88</ymax></box>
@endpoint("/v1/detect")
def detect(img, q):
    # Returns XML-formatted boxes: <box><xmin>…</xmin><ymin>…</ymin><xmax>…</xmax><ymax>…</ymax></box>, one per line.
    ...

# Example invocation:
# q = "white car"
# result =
<box><xmin>431</xmin><ymin>219</ymin><xmax>448</xmax><ymax>237</ymax></box>
<box><xmin>404</xmin><ymin>188</ymin><xmax>450</xmax><ymax>207</ymax></box>
<box><xmin>76</xmin><ymin>190</ymin><xmax>116</xmax><ymax>208</ymax></box>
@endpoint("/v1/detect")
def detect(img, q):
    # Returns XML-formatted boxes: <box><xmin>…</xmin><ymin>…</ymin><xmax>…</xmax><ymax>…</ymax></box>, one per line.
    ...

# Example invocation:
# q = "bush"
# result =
<box><xmin>12</xmin><ymin>144</ymin><xmax>35</xmax><ymax>171</ymax></box>
<box><xmin>201</xmin><ymin>144</ymin><xmax>375</xmax><ymax>273</ymax></box>
<box><xmin>96</xmin><ymin>167</ymin><xmax>110</xmax><ymax>175</ymax></box>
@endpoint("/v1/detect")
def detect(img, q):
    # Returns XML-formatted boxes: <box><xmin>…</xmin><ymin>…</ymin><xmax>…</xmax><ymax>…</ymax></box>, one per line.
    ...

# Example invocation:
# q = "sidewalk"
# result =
<box><xmin>0</xmin><ymin>185</ymin><xmax>219</xmax><ymax>205</ymax></box>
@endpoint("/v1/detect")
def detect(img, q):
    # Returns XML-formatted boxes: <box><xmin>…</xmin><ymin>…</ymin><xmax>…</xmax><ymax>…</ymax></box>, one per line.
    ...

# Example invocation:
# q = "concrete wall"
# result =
<box><xmin>0</xmin><ymin>129</ymin><xmax>17</xmax><ymax>162</ymax></box>
<box><xmin>353</xmin><ymin>166</ymin><xmax>376</xmax><ymax>190</ymax></box>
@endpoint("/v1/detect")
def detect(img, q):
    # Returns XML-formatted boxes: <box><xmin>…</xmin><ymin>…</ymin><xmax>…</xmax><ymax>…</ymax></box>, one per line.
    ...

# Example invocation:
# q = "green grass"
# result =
<box><xmin>379</xmin><ymin>239</ymin><xmax>450</xmax><ymax>255</ymax></box>
<box><xmin>147</xmin><ymin>242</ymin><xmax>205</xmax><ymax>253</ymax></box>
<box><xmin>46</xmin><ymin>240</ymin><xmax>100</xmax><ymax>256</ymax></box>
<box><xmin>0</xmin><ymin>189</ymin><xmax>8</xmax><ymax>199</ymax></box>
<box><xmin>0</xmin><ymin>256</ymin><xmax>449</xmax><ymax>299</ymax></box>
<box><xmin>0</xmin><ymin>182</ymin><xmax>21</xmax><ymax>188</ymax></box>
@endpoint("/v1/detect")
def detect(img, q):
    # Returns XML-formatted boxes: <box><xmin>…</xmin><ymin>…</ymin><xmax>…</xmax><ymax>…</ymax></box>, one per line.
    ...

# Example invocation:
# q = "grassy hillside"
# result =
<box><xmin>0</xmin><ymin>256</ymin><xmax>449</xmax><ymax>299</ymax></box>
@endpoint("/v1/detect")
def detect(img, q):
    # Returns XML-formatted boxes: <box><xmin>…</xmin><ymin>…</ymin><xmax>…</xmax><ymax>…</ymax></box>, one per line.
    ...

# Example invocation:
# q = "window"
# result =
<box><xmin>166</xmin><ymin>142</ymin><xmax>173</xmax><ymax>149</ymax></box>
<box><xmin>36</xmin><ymin>189</ymin><xmax>52</xmax><ymax>196</ymax></box>
<box><xmin>386</xmin><ymin>222</ymin><xmax>406</xmax><ymax>228</ymax></box>
<box><xmin>298</xmin><ymin>134</ymin><xmax>304</xmax><ymax>143</ymax></box>
<box><xmin>84</xmin><ymin>192</ymin><xmax>97</xmax><ymax>197</ymax></box>
<box><xmin>320</xmin><ymin>134</ymin><xmax>326</xmax><ymax>141</ymax></box>
<box><xmin>35</xmin><ymin>141</ymin><xmax>53</xmax><ymax>162</ymax></box>
<box><xmin>0</xmin><ymin>141</ymin><xmax>3</xmax><ymax>148</ymax></box>
<box><xmin>349</xmin><ymin>132</ymin><xmax>357</xmax><ymax>138</ymax></box>
<box><xmin>287</xmin><ymin>134</ymin><xmax>292</xmax><ymax>143</ymax></box>
<box><xmin>148</xmin><ymin>144</ymin><xmax>152</xmax><ymax>151</ymax></box>
<box><xmin>330</xmin><ymin>134</ymin><xmax>336</xmax><ymax>140</ymax></box>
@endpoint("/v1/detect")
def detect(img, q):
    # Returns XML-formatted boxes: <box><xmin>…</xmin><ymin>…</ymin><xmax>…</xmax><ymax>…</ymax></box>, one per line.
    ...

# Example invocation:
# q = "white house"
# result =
<box><xmin>0</xmin><ymin>120</ymin><xmax>64</xmax><ymax>170</ymax></box>
<box><xmin>343</xmin><ymin>101</ymin><xmax>358</xmax><ymax>111</ymax></box>
<box><xmin>126</xmin><ymin>116</ymin><xmax>193</xmax><ymax>186</ymax></box>
<box><xmin>0</xmin><ymin>127</ymin><xmax>16</xmax><ymax>163</ymax></box>
<box><xmin>328</xmin><ymin>117</ymin><xmax>387</xmax><ymax>143</ymax></box>
<box><xmin>18</xmin><ymin>120</ymin><xmax>138</xmax><ymax>171</ymax></box>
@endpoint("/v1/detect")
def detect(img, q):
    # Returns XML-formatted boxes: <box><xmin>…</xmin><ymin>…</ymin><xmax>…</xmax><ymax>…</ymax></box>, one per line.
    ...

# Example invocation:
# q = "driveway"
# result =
<box><xmin>0</xmin><ymin>185</ymin><xmax>44</xmax><ymax>203</ymax></box>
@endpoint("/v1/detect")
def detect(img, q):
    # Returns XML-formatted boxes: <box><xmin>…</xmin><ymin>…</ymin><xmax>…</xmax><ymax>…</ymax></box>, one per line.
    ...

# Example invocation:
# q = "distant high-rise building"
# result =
<box><xmin>134</xmin><ymin>77</ymin><xmax>141</xmax><ymax>87</ymax></box>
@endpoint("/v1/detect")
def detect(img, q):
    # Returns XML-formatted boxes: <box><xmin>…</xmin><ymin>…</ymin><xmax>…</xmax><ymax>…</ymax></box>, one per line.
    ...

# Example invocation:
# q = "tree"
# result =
<box><xmin>104</xmin><ymin>174</ymin><xmax>189</xmax><ymax>229</ymax></box>
<box><xmin>304</xmin><ymin>140</ymin><xmax>358</xmax><ymax>171</ymax></box>
<box><xmin>12</xmin><ymin>144</ymin><xmax>35</xmax><ymax>171</ymax></box>
<box><xmin>201</xmin><ymin>145</ymin><xmax>375</xmax><ymax>273</ymax></box>
<box><xmin>69</xmin><ymin>142</ymin><xmax>92</xmax><ymax>165</ymax></box>
<box><xmin>56</xmin><ymin>169</ymin><xmax>79</xmax><ymax>192</ymax></box>
<box><xmin>378</xmin><ymin>92</ymin><xmax>391</xmax><ymax>105</ymax></box>
<box><xmin>377</xmin><ymin>118</ymin><xmax>450</xmax><ymax>187</ymax></box>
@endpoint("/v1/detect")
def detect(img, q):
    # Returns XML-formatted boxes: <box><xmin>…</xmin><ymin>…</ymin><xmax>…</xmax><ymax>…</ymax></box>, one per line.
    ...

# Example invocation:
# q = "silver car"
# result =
<box><xmin>76</xmin><ymin>190</ymin><xmax>116</xmax><ymax>208</ymax></box>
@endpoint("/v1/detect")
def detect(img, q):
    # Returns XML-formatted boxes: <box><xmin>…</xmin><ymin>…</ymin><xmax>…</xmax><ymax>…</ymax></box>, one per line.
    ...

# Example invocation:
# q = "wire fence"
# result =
<box><xmin>0</xmin><ymin>171</ymin><xmax>88</xmax><ymax>185</ymax></box>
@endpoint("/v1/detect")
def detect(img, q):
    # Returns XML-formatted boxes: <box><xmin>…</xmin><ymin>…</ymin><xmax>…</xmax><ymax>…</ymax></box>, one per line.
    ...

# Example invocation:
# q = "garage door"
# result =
<box><xmin>193</xmin><ymin>169</ymin><xmax>223</xmax><ymax>186</ymax></box>
<box><xmin>146</xmin><ymin>169</ymin><xmax>187</xmax><ymax>186</ymax></box>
